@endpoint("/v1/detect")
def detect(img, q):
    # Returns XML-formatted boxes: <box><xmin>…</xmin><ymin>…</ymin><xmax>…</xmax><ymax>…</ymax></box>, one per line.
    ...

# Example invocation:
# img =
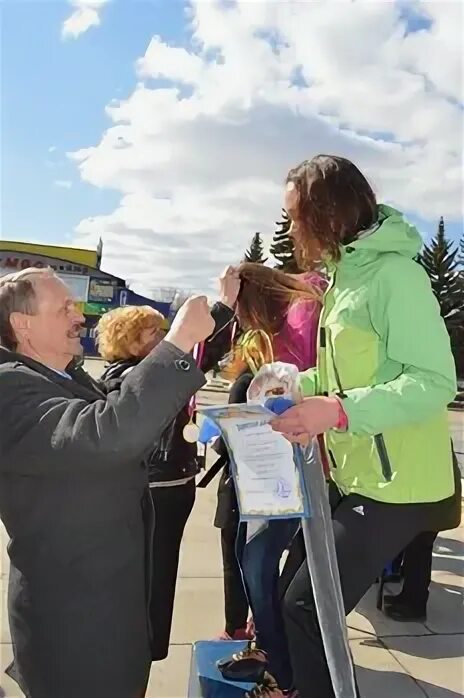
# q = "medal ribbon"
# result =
<box><xmin>187</xmin><ymin>341</ymin><xmax>206</xmax><ymax>422</ymax></box>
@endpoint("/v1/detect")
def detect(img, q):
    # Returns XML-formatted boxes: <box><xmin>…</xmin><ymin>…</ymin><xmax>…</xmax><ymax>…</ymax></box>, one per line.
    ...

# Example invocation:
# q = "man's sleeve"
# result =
<box><xmin>0</xmin><ymin>342</ymin><xmax>205</xmax><ymax>474</ymax></box>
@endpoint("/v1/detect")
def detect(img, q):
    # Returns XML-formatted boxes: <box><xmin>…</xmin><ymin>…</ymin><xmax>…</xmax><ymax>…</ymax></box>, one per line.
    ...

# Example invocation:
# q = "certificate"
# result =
<box><xmin>199</xmin><ymin>403</ymin><xmax>310</xmax><ymax>520</ymax></box>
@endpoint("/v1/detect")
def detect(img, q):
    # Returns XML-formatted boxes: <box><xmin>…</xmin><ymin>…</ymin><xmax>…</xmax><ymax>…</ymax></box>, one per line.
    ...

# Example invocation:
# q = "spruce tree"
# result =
<box><xmin>244</xmin><ymin>232</ymin><xmax>267</xmax><ymax>263</ymax></box>
<box><xmin>419</xmin><ymin>217</ymin><xmax>464</xmax><ymax>330</ymax></box>
<box><xmin>418</xmin><ymin>217</ymin><xmax>464</xmax><ymax>378</ymax></box>
<box><xmin>270</xmin><ymin>209</ymin><xmax>301</xmax><ymax>273</ymax></box>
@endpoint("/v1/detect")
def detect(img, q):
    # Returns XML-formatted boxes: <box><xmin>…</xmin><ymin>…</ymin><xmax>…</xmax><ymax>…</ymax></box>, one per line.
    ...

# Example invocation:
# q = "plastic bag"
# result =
<box><xmin>247</xmin><ymin>361</ymin><xmax>302</xmax><ymax>404</ymax></box>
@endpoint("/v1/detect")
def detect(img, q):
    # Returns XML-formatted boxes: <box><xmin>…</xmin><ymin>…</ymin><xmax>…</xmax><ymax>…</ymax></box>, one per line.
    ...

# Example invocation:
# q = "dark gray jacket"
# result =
<box><xmin>0</xmin><ymin>342</ymin><xmax>205</xmax><ymax>698</ymax></box>
<box><xmin>101</xmin><ymin>301</ymin><xmax>236</xmax><ymax>483</ymax></box>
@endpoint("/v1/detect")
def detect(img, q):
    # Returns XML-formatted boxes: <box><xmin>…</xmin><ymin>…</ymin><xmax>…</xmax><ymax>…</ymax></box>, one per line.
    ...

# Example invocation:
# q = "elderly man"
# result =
<box><xmin>0</xmin><ymin>267</ymin><xmax>215</xmax><ymax>698</ymax></box>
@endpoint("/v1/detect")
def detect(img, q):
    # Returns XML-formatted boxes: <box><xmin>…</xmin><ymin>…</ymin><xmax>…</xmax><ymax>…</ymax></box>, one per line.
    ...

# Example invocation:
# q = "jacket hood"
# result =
<box><xmin>347</xmin><ymin>205</ymin><xmax>422</xmax><ymax>259</ymax></box>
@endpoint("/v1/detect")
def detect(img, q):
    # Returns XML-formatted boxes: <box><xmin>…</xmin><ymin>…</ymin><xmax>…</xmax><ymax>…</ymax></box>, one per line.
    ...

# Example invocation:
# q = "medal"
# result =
<box><xmin>182</xmin><ymin>341</ymin><xmax>205</xmax><ymax>444</ymax></box>
<box><xmin>183</xmin><ymin>422</ymin><xmax>201</xmax><ymax>443</ymax></box>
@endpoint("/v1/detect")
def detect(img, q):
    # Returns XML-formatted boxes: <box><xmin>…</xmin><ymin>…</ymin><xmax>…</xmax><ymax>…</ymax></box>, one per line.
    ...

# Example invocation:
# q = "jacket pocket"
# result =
<box><xmin>374</xmin><ymin>434</ymin><xmax>392</xmax><ymax>482</ymax></box>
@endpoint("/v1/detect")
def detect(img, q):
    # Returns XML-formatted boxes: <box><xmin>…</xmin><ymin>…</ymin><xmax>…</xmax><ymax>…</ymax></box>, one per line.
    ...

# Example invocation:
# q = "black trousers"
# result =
<box><xmin>283</xmin><ymin>488</ymin><xmax>445</xmax><ymax>698</ymax></box>
<box><xmin>397</xmin><ymin>530</ymin><xmax>438</xmax><ymax>609</ymax></box>
<box><xmin>149</xmin><ymin>479</ymin><xmax>196</xmax><ymax>661</ymax></box>
<box><xmin>221</xmin><ymin>521</ymin><xmax>249</xmax><ymax>635</ymax></box>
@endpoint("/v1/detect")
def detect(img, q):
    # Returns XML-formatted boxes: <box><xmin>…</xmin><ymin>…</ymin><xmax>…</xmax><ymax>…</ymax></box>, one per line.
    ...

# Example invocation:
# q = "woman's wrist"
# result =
<box><xmin>333</xmin><ymin>396</ymin><xmax>348</xmax><ymax>431</ymax></box>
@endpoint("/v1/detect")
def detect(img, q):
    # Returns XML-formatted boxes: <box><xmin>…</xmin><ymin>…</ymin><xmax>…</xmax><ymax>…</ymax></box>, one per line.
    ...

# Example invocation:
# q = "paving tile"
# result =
<box><xmin>385</xmin><ymin>635</ymin><xmax>464</xmax><ymax>696</ymax></box>
<box><xmin>425</xmin><ymin>578</ymin><xmax>464</xmax><ymax>634</ymax></box>
<box><xmin>350</xmin><ymin>638</ymin><xmax>424</xmax><ymax>697</ymax></box>
<box><xmin>0</xmin><ymin>592</ymin><xmax>11</xmax><ymax>645</ymax></box>
<box><xmin>347</xmin><ymin>586</ymin><xmax>431</xmax><ymax>638</ymax></box>
<box><xmin>415</xmin><ymin>681</ymin><xmax>464</xmax><ymax>697</ymax></box>
<box><xmin>178</xmin><ymin>538</ymin><xmax>223</xmax><ymax>579</ymax></box>
<box><xmin>0</xmin><ymin>645</ymin><xmax>24</xmax><ymax>698</ymax></box>
<box><xmin>147</xmin><ymin>645</ymin><xmax>191</xmax><ymax>698</ymax></box>
<box><xmin>170</xmin><ymin>577</ymin><xmax>224</xmax><ymax>644</ymax></box>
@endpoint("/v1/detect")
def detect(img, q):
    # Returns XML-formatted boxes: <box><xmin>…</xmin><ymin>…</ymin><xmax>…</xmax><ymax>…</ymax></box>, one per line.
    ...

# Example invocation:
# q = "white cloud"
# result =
<box><xmin>54</xmin><ymin>179</ymin><xmax>73</xmax><ymax>189</ymax></box>
<box><xmin>62</xmin><ymin>0</ymin><xmax>110</xmax><ymax>40</ymax></box>
<box><xmin>48</xmin><ymin>146</ymin><xmax>57</xmax><ymax>153</ymax></box>
<box><xmin>70</xmin><ymin>0</ymin><xmax>464</xmax><ymax>296</ymax></box>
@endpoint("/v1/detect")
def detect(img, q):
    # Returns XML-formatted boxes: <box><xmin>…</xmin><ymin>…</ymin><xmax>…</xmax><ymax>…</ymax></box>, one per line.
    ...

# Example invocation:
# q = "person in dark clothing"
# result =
<box><xmin>0</xmin><ymin>267</ymin><xmax>214</xmax><ymax>698</ymax></box>
<box><xmin>214</xmin><ymin>371</ymin><xmax>254</xmax><ymax>640</ymax></box>
<box><xmin>98</xmin><ymin>266</ymin><xmax>241</xmax><ymax>661</ymax></box>
<box><xmin>383</xmin><ymin>531</ymin><xmax>438</xmax><ymax>622</ymax></box>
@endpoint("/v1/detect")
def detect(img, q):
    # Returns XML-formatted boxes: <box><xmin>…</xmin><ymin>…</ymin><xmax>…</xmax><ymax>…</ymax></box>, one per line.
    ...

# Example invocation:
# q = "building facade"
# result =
<box><xmin>0</xmin><ymin>240</ymin><xmax>171</xmax><ymax>356</ymax></box>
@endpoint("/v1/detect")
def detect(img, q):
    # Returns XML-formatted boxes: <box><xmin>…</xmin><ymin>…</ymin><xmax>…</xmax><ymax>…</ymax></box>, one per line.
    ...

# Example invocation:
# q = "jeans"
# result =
<box><xmin>239</xmin><ymin>518</ymin><xmax>300</xmax><ymax>690</ymax></box>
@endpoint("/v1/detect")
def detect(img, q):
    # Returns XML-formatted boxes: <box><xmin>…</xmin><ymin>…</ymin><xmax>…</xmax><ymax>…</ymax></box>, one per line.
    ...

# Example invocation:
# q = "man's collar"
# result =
<box><xmin>0</xmin><ymin>346</ymin><xmax>105</xmax><ymax>400</ymax></box>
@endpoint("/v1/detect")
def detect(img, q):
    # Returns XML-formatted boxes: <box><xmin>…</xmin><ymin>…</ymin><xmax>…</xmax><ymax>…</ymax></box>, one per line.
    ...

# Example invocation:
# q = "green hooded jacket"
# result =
<box><xmin>300</xmin><ymin>205</ymin><xmax>457</xmax><ymax>504</ymax></box>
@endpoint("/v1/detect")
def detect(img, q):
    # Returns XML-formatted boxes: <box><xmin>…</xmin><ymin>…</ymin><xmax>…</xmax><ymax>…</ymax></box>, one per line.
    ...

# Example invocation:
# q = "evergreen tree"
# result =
<box><xmin>270</xmin><ymin>209</ymin><xmax>301</xmax><ymax>273</ymax></box>
<box><xmin>419</xmin><ymin>217</ymin><xmax>463</xmax><ymax>329</ymax></box>
<box><xmin>418</xmin><ymin>217</ymin><xmax>464</xmax><ymax>378</ymax></box>
<box><xmin>244</xmin><ymin>232</ymin><xmax>267</xmax><ymax>263</ymax></box>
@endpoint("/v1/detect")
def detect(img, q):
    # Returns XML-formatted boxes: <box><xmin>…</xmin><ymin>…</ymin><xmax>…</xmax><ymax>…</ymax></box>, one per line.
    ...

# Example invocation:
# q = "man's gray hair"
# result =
<box><xmin>0</xmin><ymin>267</ymin><xmax>55</xmax><ymax>351</ymax></box>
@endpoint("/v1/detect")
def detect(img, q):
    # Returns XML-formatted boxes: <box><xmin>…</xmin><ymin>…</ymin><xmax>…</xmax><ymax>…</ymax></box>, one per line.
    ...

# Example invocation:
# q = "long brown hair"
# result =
<box><xmin>286</xmin><ymin>155</ymin><xmax>377</xmax><ymax>266</ymax></box>
<box><xmin>236</xmin><ymin>262</ymin><xmax>320</xmax><ymax>336</ymax></box>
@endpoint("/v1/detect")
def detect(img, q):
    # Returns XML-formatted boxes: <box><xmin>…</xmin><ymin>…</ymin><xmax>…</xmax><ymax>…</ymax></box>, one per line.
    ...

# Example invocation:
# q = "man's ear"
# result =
<box><xmin>9</xmin><ymin>312</ymin><xmax>30</xmax><ymax>341</ymax></box>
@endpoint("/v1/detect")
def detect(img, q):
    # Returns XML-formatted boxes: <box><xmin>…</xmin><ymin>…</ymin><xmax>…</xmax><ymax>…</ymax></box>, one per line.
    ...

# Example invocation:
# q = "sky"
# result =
<box><xmin>1</xmin><ymin>0</ymin><xmax>463</xmax><ymax>297</ymax></box>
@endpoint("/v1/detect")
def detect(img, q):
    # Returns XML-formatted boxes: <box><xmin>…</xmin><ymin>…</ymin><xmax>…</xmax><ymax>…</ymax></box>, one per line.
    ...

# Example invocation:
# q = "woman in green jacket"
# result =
<box><xmin>259</xmin><ymin>155</ymin><xmax>460</xmax><ymax>698</ymax></box>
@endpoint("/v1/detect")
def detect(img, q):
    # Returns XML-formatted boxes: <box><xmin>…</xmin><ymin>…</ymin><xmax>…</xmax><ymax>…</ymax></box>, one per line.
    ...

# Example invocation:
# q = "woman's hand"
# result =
<box><xmin>219</xmin><ymin>266</ymin><xmax>241</xmax><ymax>309</ymax></box>
<box><xmin>270</xmin><ymin>396</ymin><xmax>344</xmax><ymax>442</ymax></box>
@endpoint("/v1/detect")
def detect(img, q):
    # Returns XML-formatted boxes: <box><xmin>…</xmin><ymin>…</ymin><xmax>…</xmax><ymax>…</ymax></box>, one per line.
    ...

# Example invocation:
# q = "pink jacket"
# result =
<box><xmin>272</xmin><ymin>273</ymin><xmax>326</xmax><ymax>371</ymax></box>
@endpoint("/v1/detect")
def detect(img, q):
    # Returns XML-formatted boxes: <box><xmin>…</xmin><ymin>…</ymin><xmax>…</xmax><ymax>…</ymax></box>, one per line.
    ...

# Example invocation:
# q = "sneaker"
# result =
<box><xmin>217</xmin><ymin>642</ymin><xmax>268</xmax><ymax>683</ymax></box>
<box><xmin>215</xmin><ymin>627</ymin><xmax>255</xmax><ymax>641</ymax></box>
<box><xmin>245</xmin><ymin>672</ymin><xmax>299</xmax><ymax>697</ymax></box>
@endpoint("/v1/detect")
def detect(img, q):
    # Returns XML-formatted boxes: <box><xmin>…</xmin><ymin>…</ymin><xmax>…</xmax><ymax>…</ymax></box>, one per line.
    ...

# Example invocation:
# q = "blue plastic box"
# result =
<box><xmin>188</xmin><ymin>640</ymin><xmax>256</xmax><ymax>697</ymax></box>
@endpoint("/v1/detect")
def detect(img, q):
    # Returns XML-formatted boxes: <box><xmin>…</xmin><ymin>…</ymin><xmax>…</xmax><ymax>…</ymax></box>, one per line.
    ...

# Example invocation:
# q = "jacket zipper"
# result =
<box><xmin>323</xmin><ymin>325</ymin><xmax>346</xmax><ymax>471</ymax></box>
<box><xmin>326</xmin><ymin>328</ymin><xmax>347</xmax><ymax>399</ymax></box>
<box><xmin>374</xmin><ymin>434</ymin><xmax>393</xmax><ymax>482</ymax></box>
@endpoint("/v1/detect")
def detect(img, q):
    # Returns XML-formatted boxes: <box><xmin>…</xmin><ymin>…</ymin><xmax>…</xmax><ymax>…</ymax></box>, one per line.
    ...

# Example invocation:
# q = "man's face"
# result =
<box><xmin>19</xmin><ymin>275</ymin><xmax>85</xmax><ymax>365</ymax></box>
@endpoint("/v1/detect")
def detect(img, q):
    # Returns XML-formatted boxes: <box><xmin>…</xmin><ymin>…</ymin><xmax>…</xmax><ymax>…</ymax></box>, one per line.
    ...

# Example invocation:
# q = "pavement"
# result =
<box><xmin>0</xmin><ymin>379</ymin><xmax>462</xmax><ymax>697</ymax></box>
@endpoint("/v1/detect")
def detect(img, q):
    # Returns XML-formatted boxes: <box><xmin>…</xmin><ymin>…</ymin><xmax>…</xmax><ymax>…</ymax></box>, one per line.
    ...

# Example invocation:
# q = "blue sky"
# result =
<box><xmin>1</xmin><ymin>0</ymin><xmax>189</xmax><ymax>244</ymax></box>
<box><xmin>1</xmin><ymin>1</ymin><xmax>462</xmax><ymax>294</ymax></box>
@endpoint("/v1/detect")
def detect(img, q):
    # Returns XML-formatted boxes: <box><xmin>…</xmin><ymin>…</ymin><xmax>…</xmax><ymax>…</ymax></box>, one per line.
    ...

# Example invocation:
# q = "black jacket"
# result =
<box><xmin>0</xmin><ymin>342</ymin><xmax>204</xmax><ymax>698</ymax></box>
<box><xmin>101</xmin><ymin>302</ymin><xmax>235</xmax><ymax>484</ymax></box>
